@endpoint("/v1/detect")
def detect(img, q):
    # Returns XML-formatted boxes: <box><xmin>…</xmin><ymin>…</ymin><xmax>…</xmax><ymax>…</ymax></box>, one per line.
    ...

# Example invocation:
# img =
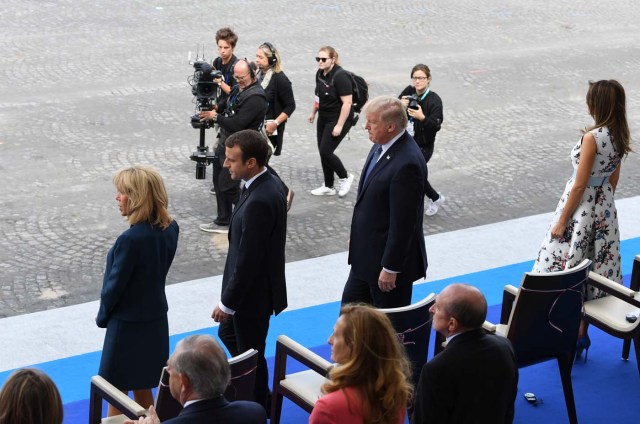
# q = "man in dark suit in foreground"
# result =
<box><xmin>211</xmin><ymin>129</ymin><xmax>288</xmax><ymax>411</ymax></box>
<box><xmin>343</xmin><ymin>95</ymin><xmax>428</xmax><ymax>308</ymax></box>
<box><xmin>124</xmin><ymin>335</ymin><xmax>266</xmax><ymax>424</ymax></box>
<box><xmin>411</xmin><ymin>284</ymin><xmax>519</xmax><ymax>424</ymax></box>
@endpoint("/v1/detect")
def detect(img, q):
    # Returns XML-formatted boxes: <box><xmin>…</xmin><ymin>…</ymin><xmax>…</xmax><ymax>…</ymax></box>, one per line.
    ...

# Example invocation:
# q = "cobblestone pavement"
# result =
<box><xmin>1</xmin><ymin>0</ymin><xmax>639</xmax><ymax>317</ymax></box>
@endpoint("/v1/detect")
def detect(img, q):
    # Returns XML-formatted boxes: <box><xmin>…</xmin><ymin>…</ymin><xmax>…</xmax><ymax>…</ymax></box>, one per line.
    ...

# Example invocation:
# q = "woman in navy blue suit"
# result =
<box><xmin>96</xmin><ymin>165</ymin><xmax>179</xmax><ymax>416</ymax></box>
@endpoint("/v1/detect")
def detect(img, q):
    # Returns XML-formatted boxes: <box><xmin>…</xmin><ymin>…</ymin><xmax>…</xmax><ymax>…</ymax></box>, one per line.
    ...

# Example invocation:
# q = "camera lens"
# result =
<box><xmin>195</xmin><ymin>163</ymin><xmax>207</xmax><ymax>180</ymax></box>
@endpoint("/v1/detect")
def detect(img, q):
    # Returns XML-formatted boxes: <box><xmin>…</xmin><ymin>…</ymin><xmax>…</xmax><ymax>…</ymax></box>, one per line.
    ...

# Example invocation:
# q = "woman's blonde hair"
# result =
<box><xmin>258</xmin><ymin>42</ymin><xmax>282</xmax><ymax>73</ymax></box>
<box><xmin>0</xmin><ymin>368</ymin><xmax>63</xmax><ymax>424</ymax></box>
<box><xmin>323</xmin><ymin>304</ymin><xmax>413</xmax><ymax>424</ymax></box>
<box><xmin>113</xmin><ymin>165</ymin><xmax>173</xmax><ymax>229</ymax></box>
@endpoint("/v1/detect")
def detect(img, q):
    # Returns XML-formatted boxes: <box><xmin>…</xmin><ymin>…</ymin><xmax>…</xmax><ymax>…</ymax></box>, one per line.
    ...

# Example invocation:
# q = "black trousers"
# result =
<box><xmin>341</xmin><ymin>269</ymin><xmax>413</xmax><ymax>308</ymax></box>
<box><xmin>218</xmin><ymin>311</ymin><xmax>271</xmax><ymax>409</ymax></box>
<box><xmin>316</xmin><ymin>114</ymin><xmax>352</xmax><ymax>188</ymax></box>
<box><xmin>212</xmin><ymin>140</ymin><xmax>240</xmax><ymax>224</ymax></box>
<box><xmin>420</xmin><ymin>145</ymin><xmax>439</xmax><ymax>202</ymax></box>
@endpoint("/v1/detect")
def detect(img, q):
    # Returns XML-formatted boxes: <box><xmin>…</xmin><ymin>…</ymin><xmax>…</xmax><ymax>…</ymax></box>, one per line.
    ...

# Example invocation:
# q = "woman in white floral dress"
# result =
<box><xmin>533</xmin><ymin>80</ymin><xmax>632</xmax><ymax>357</ymax></box>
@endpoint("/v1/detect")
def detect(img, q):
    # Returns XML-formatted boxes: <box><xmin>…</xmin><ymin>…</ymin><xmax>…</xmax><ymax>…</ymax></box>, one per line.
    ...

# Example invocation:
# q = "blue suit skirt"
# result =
<box><xmin>98</xmin><ymin>315</ymin><xmax>169</xmax><ymax>390</ymax></box>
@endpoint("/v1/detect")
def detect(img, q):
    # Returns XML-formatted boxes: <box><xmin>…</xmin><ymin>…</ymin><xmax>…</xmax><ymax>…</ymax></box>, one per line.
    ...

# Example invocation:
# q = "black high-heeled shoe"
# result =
<box><xmin>575</xmin><ymin>335</ymin><xmax>591</xmax><ymax>362</ymax></box>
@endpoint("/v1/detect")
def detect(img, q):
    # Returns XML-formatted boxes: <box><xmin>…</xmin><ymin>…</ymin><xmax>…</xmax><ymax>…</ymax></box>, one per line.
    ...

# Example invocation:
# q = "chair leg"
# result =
<box><xmin>557</xmin><ymin>354</ymin><xmax>578</xmax><ymax>424</ymax></box>
<box><xmin>88</xmin><ymin>385</ymin><xmax>102</xmax><ymax>424</ymax></box>
<box><xmin>622</xmin><ymin>339</ymin><xmax>632</xmax><ymax>361</ymax></box>
<box><xmin>633</xmin><ymin>336</ymin><xmax>640</xmax><ymax>376</ymax></box>
<box><xmin>270</xmin><ymin>391</ymin><xmax>284</xmax><ymax>424</ymax></box>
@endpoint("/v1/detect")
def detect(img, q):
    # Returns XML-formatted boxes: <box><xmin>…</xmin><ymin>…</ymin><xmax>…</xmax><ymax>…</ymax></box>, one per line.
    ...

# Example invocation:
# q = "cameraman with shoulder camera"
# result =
<box><xmin>399</xmin><ymin>63</ymin><xmax>445</xmax><ymax>216</ymax></box>
<box><xmin>199</xmin><ymin>59</ymin><xmax>268</xmax><ymax>233</ymax></box>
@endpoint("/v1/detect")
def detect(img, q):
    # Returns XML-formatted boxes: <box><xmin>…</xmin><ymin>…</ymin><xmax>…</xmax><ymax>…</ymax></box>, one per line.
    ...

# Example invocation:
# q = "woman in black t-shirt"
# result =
<box><xmin>307</xmin><ymin>46</ymin><xmax>355</xmax><ymax>198</ymax></box>
<box><xmin>399</xmin><ymin>64</ymin><xmax>445</xmax><ymax>216</ymax></box>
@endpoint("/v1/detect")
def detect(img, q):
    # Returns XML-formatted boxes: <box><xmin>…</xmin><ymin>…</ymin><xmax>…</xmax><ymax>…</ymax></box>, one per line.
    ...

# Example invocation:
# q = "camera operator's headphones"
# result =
<box><xmin>263</xmin><ymin>42</ymin><xmax>278</xmax><ymax>66</ymax></box>
<box><xmin>238</xmin><ymin>58</ymin><xmax>256</xmax><ymax>80</ymax></box>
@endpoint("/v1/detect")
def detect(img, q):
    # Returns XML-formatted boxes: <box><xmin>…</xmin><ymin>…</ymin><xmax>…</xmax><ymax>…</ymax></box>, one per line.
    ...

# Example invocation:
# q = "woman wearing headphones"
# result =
<box><xmin>255</xmin><ymin>42</ymin><xmax>296</xmax><ymax>210</ymax></box>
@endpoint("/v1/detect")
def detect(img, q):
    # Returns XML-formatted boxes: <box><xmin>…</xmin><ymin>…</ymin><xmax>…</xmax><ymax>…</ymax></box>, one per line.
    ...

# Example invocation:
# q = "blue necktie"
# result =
<box><xmin>364</xmin><ymin>146</ymin><xmax>383</xmax><ymax>183</ymax></box>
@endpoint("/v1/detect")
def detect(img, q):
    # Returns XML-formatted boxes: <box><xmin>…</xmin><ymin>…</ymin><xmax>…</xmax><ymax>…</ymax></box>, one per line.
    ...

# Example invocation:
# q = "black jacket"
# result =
<box><xmin>164</xmin><ymin>396</ymin><xmax>266</xmax><ymax>424</ymax></box>
<box><xmin>263</xmin><ymin>71</ymin><xmax>295</xmax><ymax>155</ymax></box>
<box><xmin>411</xmin><ymin>329</ymin><xmax>518</xmax><ymax>424</ymax></box>
<box><xmin>217</xmin><ymin>81</ymin><xmax>267</xmax><ymax>136</ymax></box>
<box><xmin>399</xmin><ymin>86</ymin><xmax>443</xmax><ymax>153</ymax></box>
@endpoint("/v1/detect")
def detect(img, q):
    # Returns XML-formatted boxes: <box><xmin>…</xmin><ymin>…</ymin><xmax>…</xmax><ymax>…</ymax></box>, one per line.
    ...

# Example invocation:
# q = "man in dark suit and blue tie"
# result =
<box><xmin>211</xmin><ymin>129</ymin><xmax>287</xmax><ymax>411</ymax></box>
<box><xmin>343</xmin><ymin>95</ymin><xmax>428</xmax><ymax>308</ymax></box>
<box><xmin>124</xmin><ymin>334</ymin><xmax>266</xmax><ymax>424</ymax></box>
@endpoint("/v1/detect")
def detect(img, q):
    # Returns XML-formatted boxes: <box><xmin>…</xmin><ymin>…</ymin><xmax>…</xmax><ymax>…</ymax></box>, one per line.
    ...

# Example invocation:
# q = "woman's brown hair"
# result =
<box><xmin>113</xmin><ymin>165</ymin><xmax>173</xmax><ymax>229</ymax></box>
<box><xmin>0</xmin><ymin>368</ymin><xmax>63</xmax><ymax>424</ymax></box>
<box><xmin>585</xmin><ymin>79</ymin><xmax>632</xmax><ymax>156</ymax></box>
<box><xmin>318</xmin><ymin>46</ymin><xmax>340</xmax><ymax>65</ymax></box>
<box><xmin>323</xmin><ymin>304</ymin><xmax>413</xmax><ymax>424</ymax></box>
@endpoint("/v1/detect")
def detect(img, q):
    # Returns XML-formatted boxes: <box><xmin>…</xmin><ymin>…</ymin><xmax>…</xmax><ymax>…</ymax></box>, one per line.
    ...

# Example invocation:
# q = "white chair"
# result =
<box><xmin>88</xmin><ymin>349</ymin><xmax>259</xmax><ymax>424</ymax></box>
<box><xmin>583</xmin><ymin>259</ymin><xmax>640</xmax><ymax>374</ymax></box>
<box><xmin>269</xmin><ymin>335</ymin><xmax>332</xmax><ymax>424</ymax></box>
<box><xmin>482</xmin><ymin>259</ymin><xmax>592</xmax><ymax>424</ymax></box>
<box><xmin>270</xmin><ymin>294</ymin><xmax>437</xmax><ymax>423</ymax></box>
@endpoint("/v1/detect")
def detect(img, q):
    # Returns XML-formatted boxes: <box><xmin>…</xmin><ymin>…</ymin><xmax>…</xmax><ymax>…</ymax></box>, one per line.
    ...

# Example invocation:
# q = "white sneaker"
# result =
<box><xmin>310</xmin><ymin>185</ymin><xmax>337</xmax><ymax>196</ymax></box>
<box><xmin>425</xmin><ymin>193</ymin><xmax>445</xmax><ymax>216</ymax></box>
<box><xmin>337</xmin><ymin>173</ymin><xmax>355</xmax><ymax>198</ymax></box>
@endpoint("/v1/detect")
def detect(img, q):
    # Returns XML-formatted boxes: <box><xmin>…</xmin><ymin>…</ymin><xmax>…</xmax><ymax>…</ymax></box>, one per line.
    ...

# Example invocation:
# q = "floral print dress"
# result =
<box><xmin>532</xmin><ymin>126</ymin><xmax>622</xmax><ymax>300</ymax></box>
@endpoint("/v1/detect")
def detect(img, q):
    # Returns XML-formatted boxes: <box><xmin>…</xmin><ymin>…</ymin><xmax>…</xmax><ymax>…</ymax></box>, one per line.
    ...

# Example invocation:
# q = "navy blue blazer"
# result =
<box><xmin>411</xmin><ymin>329</ymin><xmax>519</xmax><ymax>424</ymax></box>
<box><xmin>221</xmin><ymin>171</ymin><xmax>287</xmax><ymax>315</ymax></box>
<box><xmin>348</xmin><ymin>131</ymin><xmax>428</xmax><ymax>285</ymax></box>
<box><xmin>164</xmin><ymin>396</ymin><xmax>266</xmax><ymax>424</ymax></box>
<box><xmin>96</xmin><ymin>220</ymin><xmax>179</xmax><ymax>327</ymax></box>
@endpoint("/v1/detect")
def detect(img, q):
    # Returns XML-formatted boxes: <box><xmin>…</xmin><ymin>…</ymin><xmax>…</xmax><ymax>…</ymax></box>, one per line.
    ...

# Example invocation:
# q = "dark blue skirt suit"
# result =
<box><xmin>97</xmin><ymin>220</ymin><xmax>179</xmax><ymax>389</ymax></box>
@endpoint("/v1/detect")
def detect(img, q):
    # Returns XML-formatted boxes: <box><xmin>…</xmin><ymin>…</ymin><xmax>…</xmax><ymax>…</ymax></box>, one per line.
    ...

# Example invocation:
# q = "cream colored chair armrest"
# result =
<box><xmin>504</xmin><ymin>285</ymin><xmax>519</xmax><ymax>296</ymax></box>
<box><xmin>589</xmin><ymin>272</ymin><xmax>637</xmax><ymax>298</ymax></box>
<box><xmin>91</xmin><ymin>376</ymin><xmax>147</xmax><ymax>417</ymax></box>
<box><xmin>277</xmin><ymin>335</ymin><xmax>332</xmax><ymax>371</ymax></box>
<box><xmin>482</xmin><ymin>321</ymin><xmax>497</xmax><ymax>333</ymax></box>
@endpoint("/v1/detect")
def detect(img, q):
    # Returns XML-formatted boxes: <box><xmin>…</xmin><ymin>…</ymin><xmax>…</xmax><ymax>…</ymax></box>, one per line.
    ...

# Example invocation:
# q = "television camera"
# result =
<box><xmin>188</xmin><ymin>48</ymin><xmax>223</xmax><ymax>179</ymax></box>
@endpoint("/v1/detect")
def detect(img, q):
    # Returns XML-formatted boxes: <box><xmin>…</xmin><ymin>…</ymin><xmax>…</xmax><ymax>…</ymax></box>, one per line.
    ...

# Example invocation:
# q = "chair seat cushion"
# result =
<box><xmin>585</xmin><ymin>296</ymin><xmax>640</xmax><ymax>333</ymax></box>
<box><xmin>280</xmin><ymin>370</ymin><xmax>327</xmax><ymax>407</ymax></box>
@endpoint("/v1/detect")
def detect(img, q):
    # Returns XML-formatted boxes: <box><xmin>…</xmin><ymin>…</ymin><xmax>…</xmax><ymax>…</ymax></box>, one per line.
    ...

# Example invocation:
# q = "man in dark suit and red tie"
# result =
<box><xmin>210</xmin><ymin>129</ymin><xmax>288</xmax><ymax>412</ymax></box>
<box><xmin>343</xmin><ymin>95</ymin><xmax>428</xmax><ymax>308</ymax></box>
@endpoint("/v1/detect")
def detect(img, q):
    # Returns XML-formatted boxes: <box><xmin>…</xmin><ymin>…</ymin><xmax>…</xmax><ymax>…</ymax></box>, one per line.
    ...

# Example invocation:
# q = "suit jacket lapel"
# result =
<box><xmin>357</xmin><ymin>134</ymin><xmax>406</xmax><ymax>202</ymax></box>
<box><xmin>230</xmin><ymin>171</ymin><xmax>270</xmax><ymax>222</ymax></box>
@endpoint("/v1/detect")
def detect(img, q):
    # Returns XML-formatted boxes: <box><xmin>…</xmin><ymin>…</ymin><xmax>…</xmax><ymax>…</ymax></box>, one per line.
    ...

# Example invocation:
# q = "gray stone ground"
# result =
<box><xmin>1</xmin><ymin>0</ymin><xmax>639</xmax><ymax>317</ymax></box>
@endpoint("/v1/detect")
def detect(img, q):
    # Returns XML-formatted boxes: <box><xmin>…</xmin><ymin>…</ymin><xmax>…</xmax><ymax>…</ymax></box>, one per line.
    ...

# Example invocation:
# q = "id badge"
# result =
<box><xmin>314</xmin><ymin>95</ymin><xmax>320</xmax><ymax>109</ymax></box>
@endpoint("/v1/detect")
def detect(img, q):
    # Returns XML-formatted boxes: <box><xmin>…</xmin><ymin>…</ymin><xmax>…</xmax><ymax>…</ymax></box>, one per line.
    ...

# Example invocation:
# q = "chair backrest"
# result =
<box><xmin>506</xmin><ymin>259</ymin><xmax>591</xmax><ymax>367</ymax></box>
<box><xmin>225</xmin><ymin>349</ymin><xmax>259</xmax><ymax>401</ymax></box>
<box><xmin>378</xmin><ymin>293</ymin><xmax>436</xmax><ymax>386</ymax></box>
<box><xmin>630</xmin><ymin>255</ymin><xmax>640</xmax><ymax>291</ymax></box>
<box><xmin>152</xmin><ymin>348</ymin><xmax>259</xmax><ymax>422</ymax></box>
<box><xmin>154</xmin><ymin>367</ymin><xmax>183</xmax><ymax>422</ymax></box>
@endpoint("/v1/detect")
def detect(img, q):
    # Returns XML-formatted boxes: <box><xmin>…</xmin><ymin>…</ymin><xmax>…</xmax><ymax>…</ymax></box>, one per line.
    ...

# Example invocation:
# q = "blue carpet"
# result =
<box><xmin>3</xmin><ymin>236</ymin><xmax>640</xmax><ymax>423</ymax></box>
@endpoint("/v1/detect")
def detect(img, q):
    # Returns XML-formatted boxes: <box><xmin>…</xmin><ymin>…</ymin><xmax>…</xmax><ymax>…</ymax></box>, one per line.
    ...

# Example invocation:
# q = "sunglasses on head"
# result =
<box><xmin>315</xmin><ymin>57</ymin><xmax>329</xmax><ymax>63</ymax></box>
